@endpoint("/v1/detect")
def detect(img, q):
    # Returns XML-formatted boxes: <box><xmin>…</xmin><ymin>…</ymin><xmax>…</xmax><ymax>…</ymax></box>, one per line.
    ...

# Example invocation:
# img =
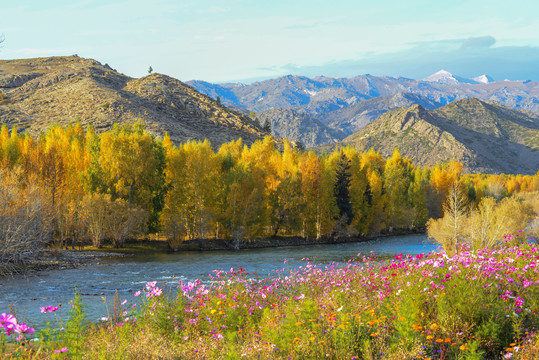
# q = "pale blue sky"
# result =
<box><xmin>2</xmin><ymin>0</ymin><xmax>539</xmax><ymax>83</ymax></box>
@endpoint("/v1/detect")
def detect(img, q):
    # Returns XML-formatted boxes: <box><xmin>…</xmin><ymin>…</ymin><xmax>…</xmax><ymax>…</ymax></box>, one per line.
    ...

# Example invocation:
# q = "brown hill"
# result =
<box><xmin>0</xmin><ymin>56</ymin><xmax>265</xmax><ymax>147</ymax></box>
<box><xmin>340</xmin><ymin>98</ymin><xmax>539</xmax><ymax>174</ymax></box>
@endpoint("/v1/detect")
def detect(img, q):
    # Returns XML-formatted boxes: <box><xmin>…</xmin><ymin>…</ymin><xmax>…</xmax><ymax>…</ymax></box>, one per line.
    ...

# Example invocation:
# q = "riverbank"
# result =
<box><xmin>0</xmin><ymin>250</ymin><xmax>125</xmax><ymax>276</ymax></box>
<box><xmin>177</xmin><ymin>229</ymin><xmax>426</xmax><ymax>251</ymax></box>
<box><xmin>0</xmin><ymin>228</ymin><xmax>426</xmax><ymax>276</ymax></box>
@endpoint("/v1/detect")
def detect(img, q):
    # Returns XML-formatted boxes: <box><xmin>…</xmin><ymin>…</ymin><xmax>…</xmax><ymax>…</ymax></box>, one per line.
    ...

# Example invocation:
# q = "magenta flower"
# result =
<box><xmin>54</xmin><ymin>347</ymin><xmax>69</xmax><ymax>353</ymax></box>
<box><xmin>0</xmin><ymin>313</ymin><xmax>17</xmax><ymax>330</ymax></box>
<box><xmin>515</xmin><ymin>296</ymin><xmax>524</xmax><ymax>307</ymax></box>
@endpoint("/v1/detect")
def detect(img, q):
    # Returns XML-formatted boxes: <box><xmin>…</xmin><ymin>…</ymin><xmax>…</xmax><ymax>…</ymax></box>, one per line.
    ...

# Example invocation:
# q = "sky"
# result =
<box><xmin>1</xmin><ymin>0</ymin><xmax>539</xmax><ymax>83</ymax></box>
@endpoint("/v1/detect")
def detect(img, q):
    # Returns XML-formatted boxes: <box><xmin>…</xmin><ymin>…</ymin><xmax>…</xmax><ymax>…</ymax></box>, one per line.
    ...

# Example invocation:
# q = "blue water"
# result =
<box><xmin>0</xmin><ymin>234</ymin><xmax>437</xmax><ymax>329</ymax></box>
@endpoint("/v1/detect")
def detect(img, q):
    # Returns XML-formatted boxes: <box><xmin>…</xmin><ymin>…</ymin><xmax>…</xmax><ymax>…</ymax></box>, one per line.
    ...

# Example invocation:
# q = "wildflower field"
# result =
<box><xmin>2</xmin><ymin>238</ymin><xmax>538</xmax><ymax>359</ymax></box>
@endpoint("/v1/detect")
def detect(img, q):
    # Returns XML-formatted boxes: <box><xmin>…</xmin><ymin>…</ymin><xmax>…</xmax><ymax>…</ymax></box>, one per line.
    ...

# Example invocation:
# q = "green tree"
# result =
<box><xmin>148</xmin><ymin>66</ymin><xmax>153</xmax><ymax>74</ymax></box>
<box><xmin>334</xmin><ymin>151</ymin><xmax>353</xmax><ymax>225</ymax></box>
<box><xmin>262</xmin><ymin>118</ymin><xmax>272</xmax><ymax>134</ymax></box>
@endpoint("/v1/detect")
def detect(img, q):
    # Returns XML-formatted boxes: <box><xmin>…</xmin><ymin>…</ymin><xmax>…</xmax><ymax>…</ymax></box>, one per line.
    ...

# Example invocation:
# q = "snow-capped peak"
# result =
<box><xmin>423</xmin><ymin>70</ymin><xmax>457</xmax><ymax>84</ymax></box>
<box><xmin>423</xmin><ymin>70</ymin><xmax>478</xmax><ymax>85</ymax></box>
<box><xmin>472</xmin><ymin>74</ymin><xmax>494</xmax><ymax>84</ymax></box>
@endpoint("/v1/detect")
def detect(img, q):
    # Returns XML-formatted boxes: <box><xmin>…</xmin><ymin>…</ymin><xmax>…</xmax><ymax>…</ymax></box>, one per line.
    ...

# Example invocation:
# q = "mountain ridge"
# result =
<box><xmin>188</xmin><ymin>72</ymin><xmax>539</xmax><ymax>145</ymax></box>
<box><xmin>340</xmin><ymin>98</ymin><xmax>539</xmax><ymax>174</ymax></box>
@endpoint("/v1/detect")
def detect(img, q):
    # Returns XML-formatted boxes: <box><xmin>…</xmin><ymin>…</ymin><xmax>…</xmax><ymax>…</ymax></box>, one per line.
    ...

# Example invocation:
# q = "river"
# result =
<box><xmin>0</xmin><ymin>234</ymin><xmax>437</xmax><ymax>329</ymax></box>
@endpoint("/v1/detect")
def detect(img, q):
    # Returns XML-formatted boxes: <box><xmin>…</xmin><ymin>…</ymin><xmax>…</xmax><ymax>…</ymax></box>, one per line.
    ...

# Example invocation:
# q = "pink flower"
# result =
<box><xmin>40</xmin><ymin>306</ymin><xmax>59</xmax><ymax>313</ymax></box>
<box><xmin>134</xmin><ymin>290</ymin><xmax>141</xmax><ymax>297</ymax></box>
<box><xmin>54</xmin><ymin>347</ymin><xmax>69</xmax><ymax>353</ymax></box>
<box><xmin>515</xmin><ymin>296</ymin><xmax>524</xmax><ymax>307</ymax></box>
<box><xmin>121</xmin><ymin>299</ymin><xmax>127</xmax><ymax>305</ymax></box>
<box><xmin>15</xmin><ymin>323</ymin><xmax>34</xmax><ymax>334</ymax></box>
<box><xmin>145</xmin><ymin>281</ymin><xmax>156</xmax><ymax>290</ymax></box>
<box><xmin>0</xmin><ymin>313</ymin><xmax>17</xmax><ymax>330</ymax></box>
<box><xmin>152</xmin><ymin>287</ymin><xmax>163</xmax><ymax>297</ymax></box>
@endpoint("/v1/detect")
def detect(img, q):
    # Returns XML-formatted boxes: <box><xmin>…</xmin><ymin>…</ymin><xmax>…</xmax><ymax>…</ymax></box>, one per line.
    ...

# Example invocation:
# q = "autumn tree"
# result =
<box><xmin>267</xmin><ymin>141</ymin><xmax>304</xmax><ymax>236</ymax></box>
<box><xmin>80</xmin><ymin>193</ymin><xmax>110</xmax><ymax>248</ymax></box>
<box><xmin>98</xmin><ymin>123</ymin><xmax>166</xmax><ymax>232</ymax></box>
<box><xmin>162</xmin><ymin>140</ymin><xmax>220</xmax><ymax>241</ymax></box>
<box><xmin>107</xmin><ymin>199</ymin><xmax>148</xmax><ymax>248</ymax></box>
<box><xmin>0</xmin><ymin>168</ymin><xmax>48</xmax><ymax>262</ymax></box>
<box><xmin>383</xmin><ymin>148</ymin><xmax>414</xmax><ymax>230</ymax></box>
<box><xmin>427</xmin><ymin>182</ymin><xmax>469</xmax><ymax>255</ymax></box>
<box><xmin>298</xmin><ymin>152</ymin><xmax>336</xmax><ymax>239</ymax></box>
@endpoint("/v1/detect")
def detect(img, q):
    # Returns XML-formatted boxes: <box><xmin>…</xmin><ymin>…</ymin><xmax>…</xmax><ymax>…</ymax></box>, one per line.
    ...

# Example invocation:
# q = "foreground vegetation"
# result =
<box><xmin>1</xmin><ymin>123</ymin><xmax>538</xmax><ymax>268</ymax></box>
<box><xmin>1</xmin><ymin>235</ymin><xmax>538</xmax><ymax>359</ymax></box>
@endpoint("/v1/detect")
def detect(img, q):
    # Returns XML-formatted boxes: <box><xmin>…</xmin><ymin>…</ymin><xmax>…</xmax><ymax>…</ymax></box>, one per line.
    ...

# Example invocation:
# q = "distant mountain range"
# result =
<box><xmin>338</xmin><ymin>98</ymin><xmax>539</xmax><ymax>174</ymax></box>
<box><xmin>0</xmin><ymin>56</ymin><xmax>265</xmax><ymax>147</ymax></box>
<box><xmin>188</xmin><ymin>71</ymin><xmax>539</xmax><ymax>147</ymax></box>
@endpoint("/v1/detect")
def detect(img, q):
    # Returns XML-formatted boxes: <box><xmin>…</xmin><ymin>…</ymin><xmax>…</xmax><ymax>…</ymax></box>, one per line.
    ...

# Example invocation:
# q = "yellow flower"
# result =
<box><xmin>370</xmin><ymin>332</ymin><xmax>378</xmax><ymax>337</ymax></box>
<box><xmin>429</xmin><ymin>323</ymin><xmax>439</xmax><ymax>331</ymax></box>
<box><xmin>435</xmin><ymin>339</ymin><xmax>444</xmax><ymax>343</ymax></box>
<box><xmin>459</xmin><ymin>345</ymin><xmax>467</xmax><ymax>351</ymax></box>
<box><xmin>210</xmin><ymin>309</ymin><xmax>217</xmax><ymax>314</ymax></box>
<box><xmin>293</xmin><ymin>337</ymin><xmax>300</xmax><ymax>342</ymax></box>
<box><xmin>426</xmin><ymin>335</ymin><xmax>434</xmax><ymax>340</ymax></box>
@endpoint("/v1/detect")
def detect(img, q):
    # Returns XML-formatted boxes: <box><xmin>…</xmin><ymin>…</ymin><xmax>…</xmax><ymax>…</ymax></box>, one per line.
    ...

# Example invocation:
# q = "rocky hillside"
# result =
<box><xmin>257</xmin><ymin>108</ymin><xmax>343</xmax><ymax>147</ymax></box>
<box><xmin>0</xmin><ymin>56</ymin><xmax>265</xmax><ymax>147</ymax></box>
<box><xmin>322</xmin><ymin>92</ymin><xmax>443</xmax><ymax>136</ymax></box>
<box><xmin>340</xmin><ymin>98</ymin><xmax>539</xmax><ymax>174</ymax></box>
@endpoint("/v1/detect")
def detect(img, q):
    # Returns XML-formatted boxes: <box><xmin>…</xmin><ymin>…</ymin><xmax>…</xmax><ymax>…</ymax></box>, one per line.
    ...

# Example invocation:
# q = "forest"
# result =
<box><xmin>0</xmin><ymin>122</ymin><xmax>537</xmax><ymax>260</ymax></box>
